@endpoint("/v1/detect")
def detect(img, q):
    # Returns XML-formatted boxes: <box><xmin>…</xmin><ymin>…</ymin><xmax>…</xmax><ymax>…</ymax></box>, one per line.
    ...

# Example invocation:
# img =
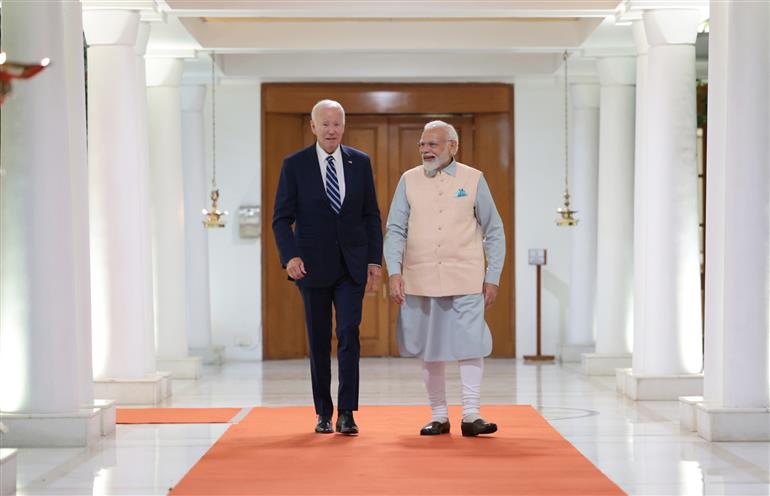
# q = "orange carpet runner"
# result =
<box><xmin>169</xmin><ymin>405</ymin><xmax>624</xmax><ymax>495</ymax></box>
<box><xmin>116</xmin><ymin>408</ymin><xmax>241</xmax><ymax>424</ymax></box>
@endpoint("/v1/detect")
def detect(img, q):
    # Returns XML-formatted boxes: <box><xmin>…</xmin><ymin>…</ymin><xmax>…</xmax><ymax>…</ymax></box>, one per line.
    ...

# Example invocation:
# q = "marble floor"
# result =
<box><xmin>12</xmin><ymin>358</ymin><xmax>770</xmax><ymax>495</ymax></box>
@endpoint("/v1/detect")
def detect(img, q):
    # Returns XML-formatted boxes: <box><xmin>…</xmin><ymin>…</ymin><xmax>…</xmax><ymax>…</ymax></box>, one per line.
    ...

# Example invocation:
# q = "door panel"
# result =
<box><xmin>302</xmin><ymin>115</ymin><xmax>391</xmax><ymax>356</ymax></box>
<box><xmin>263</xmin><ymin>113</ymin><xmax>308</xmax><ymax>359</ymax></box>
<box><xmin>474</xmin><ymin>113</ymin><xmax>515</xmax><ymax>357</ymax></box>
<box><xmin>343</xmin><ymin>117</ymin><xmax>391</xmax><ymax>356</ymax></box>
<box><xmin>385</xmin><ymin>116</ymin><xmax>475</xmax><ymax>354</ymax></box>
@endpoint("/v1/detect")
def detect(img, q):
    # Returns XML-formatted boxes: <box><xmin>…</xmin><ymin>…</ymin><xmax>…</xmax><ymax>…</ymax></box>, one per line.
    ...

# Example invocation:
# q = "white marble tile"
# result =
<box><xmin>10</xmin><ymin>358</ymin><xmax>770</xmax><ymax>496</ymax></box>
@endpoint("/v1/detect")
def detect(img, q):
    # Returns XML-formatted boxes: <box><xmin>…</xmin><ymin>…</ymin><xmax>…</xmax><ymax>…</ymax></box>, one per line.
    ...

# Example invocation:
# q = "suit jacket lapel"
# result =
<box><xmin>340</xmin><ymin>145</ymin><xmax>354</xmax><ymax>213</ymax></box>
<box><xmin>306</xmin><ymin>145</ymin><xmax>333</xmax><ymax>213</ymax></box>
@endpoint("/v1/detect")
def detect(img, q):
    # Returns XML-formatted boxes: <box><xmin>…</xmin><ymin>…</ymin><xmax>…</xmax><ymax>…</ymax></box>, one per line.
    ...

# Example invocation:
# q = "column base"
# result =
<box><xmin>189</xmin><ymin>345</ymin><xmax>225</xmax><ymax>365</ymax></box>
<box><xmin>94</xmin><ymin>399</ymin><xmax>116</xmax><ymax>436</ymax></box>
<box><xmin>0</xmin><ymin>449</ymin><xmax>17</xmax><ymax>496</ymax></box>
<box><xmin>615</xmin><ymin>368</ymin><xmax>632</xmax><ymax>393</ymax></box>
<box><xmin>624</xmin><ymin>372</ymin><xmax>703</xmax><ymax>400</ymax></box>
<box><xmin>560</xmin><ymin>344</ymin><xmax>595</xmax><ymax>363</ymax></box>
<box><xmin>581</xmin><ymin>353</ymin><xmax>632</xmax><ymax>376</ymax></box>
<box><xmin>156</xmin><ymin>356</ymin><xmax>202</xmax><ymax>379</ymax></box>
<box><xmin>679</xmin><ymin>396</ymin><xmax>708</xmax><ymax>432</ymax></box>
<box><xmin>0</xmin><ymin>407</ymin><xmax>101</xmax><ymax>447</ymax></box>
<box><xmin>94</xmin><ymin>371</ymin><xmax>172</xmax><ymax>405</ymax></box>
<box><xmin>697</xmin><ymin>403</ymin><xmax>770</xmax><ymax>441</ymax></box>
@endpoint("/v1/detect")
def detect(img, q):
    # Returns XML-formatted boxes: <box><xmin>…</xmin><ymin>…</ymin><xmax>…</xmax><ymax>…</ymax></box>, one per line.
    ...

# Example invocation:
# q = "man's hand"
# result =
<box><xmin>286</xmin><ymin>257</ymin><xmax>306</xmax><ymax>280</ymax></box>
<box><xmin>367</xmin><ymin>265</ymin><xmax>382</xmax><ymax>292</ymax></box>
<box><xmin>483</xmin><ymin>283</ymin><xmax>498</xmax><ymax>308</ymax></box>
<box><xmin>389</xmin><ymin>274</ymin><xmax>405</xmax><ymax>305</ymax></box>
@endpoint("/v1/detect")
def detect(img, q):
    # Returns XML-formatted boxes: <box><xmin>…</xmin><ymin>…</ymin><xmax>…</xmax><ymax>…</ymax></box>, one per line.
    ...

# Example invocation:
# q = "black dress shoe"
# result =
<box><xmin>461</xmin><ymin>418</ymin><xmax>498</xmax><ymax>437</ymax></box>
<box><xmin>420</xmin><ymin>420</ymin><xmax>450</xmax><ymax>436</ymax></box>
<box><xmin>315</xmin><ymin>415</ymin><xmax>333</xmax><ymax>434</ymax></box>
<box><xmin>336</xmin><ymin>410</ymin><xmax>359</xmax><ymax>435</ymax></box>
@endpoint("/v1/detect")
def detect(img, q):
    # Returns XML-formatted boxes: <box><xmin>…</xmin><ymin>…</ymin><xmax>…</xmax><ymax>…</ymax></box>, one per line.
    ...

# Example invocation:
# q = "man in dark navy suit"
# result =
<box><xmin>272</xmin><ymin>100</ymin><xmax>383</xmax><ymax>435</ymax></box>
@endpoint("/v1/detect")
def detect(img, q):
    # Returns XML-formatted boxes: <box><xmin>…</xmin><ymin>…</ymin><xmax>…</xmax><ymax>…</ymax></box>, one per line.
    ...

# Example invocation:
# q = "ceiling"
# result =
<box><xmin>79</xmin><ymin>1</ymin><xmax>708</xmax><ymax>82</ymax></box>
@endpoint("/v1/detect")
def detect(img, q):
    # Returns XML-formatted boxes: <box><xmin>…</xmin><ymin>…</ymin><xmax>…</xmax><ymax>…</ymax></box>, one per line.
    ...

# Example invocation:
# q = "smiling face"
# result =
<box><xmin>311</xmin><ymin>105</ymin><xmax>345</xmax><ymax>155</ymax></box>
<box><xmin>419</xmin><ymin>126</ymin><xmax>458</xmax><ymax>172</ymax></box>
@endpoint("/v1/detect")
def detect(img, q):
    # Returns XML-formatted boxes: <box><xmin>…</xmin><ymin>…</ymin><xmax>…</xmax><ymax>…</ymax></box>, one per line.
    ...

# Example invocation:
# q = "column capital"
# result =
<box><xmin>643</xmin><ymin>9</ymin><xmax>700</xmax><ymax>46</ymax></box>
<box><xmin>146</xmin><ymin>58</ymin><xmax>184</xmax><ymax>87</ymax></box>
<box><xmin>81</xmin><ymin>1</ymin><xmax>165</xmax><ymax>22</ymax></box>
<box><xmin>83</xmin><ymin>10</ymin><xmax>139</xmax><ymax>46</ymax></box>
<box><xmin>632</xmin><ymin>20</ymin><xmax>648</xmax><ymax>56</ymax></box>
<box><xmin>618</xmin><ymin>1</ymin><xmax>708</xmax><ymax>20</ymax></box>
<box><xmin>181</xmin><ymin>86</ymin><xmax>207</xmax><ymax>113</ymax></box>
<box><xmin>570</xmin><ymin>83</ymin><xmax>600</xmax><ymax>109</ymax></box>
<box><xmin>597</xmin><ymin>57</ymin><xmax>636</xmax><ymax>87</ymax></box>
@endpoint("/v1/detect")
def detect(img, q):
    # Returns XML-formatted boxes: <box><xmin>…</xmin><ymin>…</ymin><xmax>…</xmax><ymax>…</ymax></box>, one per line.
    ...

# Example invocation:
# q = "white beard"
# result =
<box><xmin>422</xmin><ymin>159</ymin><xmax>440</xmax><ymax>172</ymax></box>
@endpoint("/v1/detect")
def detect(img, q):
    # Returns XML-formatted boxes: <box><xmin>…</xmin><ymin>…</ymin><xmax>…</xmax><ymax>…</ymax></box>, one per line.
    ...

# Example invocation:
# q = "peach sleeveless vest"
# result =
<box><xmin>402</xmin><ymin>162</ymin><xmax>485</xmax><ymax>297</ymax></box>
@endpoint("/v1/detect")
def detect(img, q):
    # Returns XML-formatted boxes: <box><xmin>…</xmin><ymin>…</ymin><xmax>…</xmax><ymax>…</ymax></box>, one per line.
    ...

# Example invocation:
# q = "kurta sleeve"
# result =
<box><xmin>383</xmin><ymin>174</ymin><xmax>410</xmax><ymax>275</ymax></box>
<box><xmin>474</xmin><ymin>174</ymin><xmax>506</xmax><ymax>286</ymax></box>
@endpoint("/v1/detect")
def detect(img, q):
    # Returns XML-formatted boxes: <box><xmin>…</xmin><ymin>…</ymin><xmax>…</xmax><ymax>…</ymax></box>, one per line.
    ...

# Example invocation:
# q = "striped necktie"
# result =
<box><xmin>324</xmin><ymin>155</ymin><xmax>341</xmax><ymax>214</ymax></box>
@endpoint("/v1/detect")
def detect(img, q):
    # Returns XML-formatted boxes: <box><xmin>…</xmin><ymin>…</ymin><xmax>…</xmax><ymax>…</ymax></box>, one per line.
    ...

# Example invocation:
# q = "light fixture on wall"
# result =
<box><xmin>202</xmin><ymin>51</ymin><xmax>228</xmax><ymax>229</ymax></box>
<box><xmin>556</xmin><ymin>50</ymin><xmax>578</xmax><ymax>227</ymax></box>
<box><xmin>0</xmin><ymin>52</ymin><xmax>50</xmax><ymax>106</ymax></box>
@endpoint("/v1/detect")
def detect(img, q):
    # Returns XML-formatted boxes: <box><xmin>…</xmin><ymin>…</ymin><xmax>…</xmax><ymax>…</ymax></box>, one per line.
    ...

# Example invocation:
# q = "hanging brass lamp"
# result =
<box><xmin>202</xmin><ymin>189</ymin><xmax>227</xmax><ymax>228</ymax></box>
<box><xmin>202</xmin><ymin>51</ymin><xmax>228</xmax><ymax>229</ymax></box>
<box><xmin>556</xmin><ymin>50</ymin><xmax>578</xmax><ymax>227</ymax></box>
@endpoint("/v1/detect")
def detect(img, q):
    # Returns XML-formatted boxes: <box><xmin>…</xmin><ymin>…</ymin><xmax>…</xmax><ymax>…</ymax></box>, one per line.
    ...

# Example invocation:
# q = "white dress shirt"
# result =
<box><xmin>316</xmin><ymin>142</ymin><xmax>345</xmax><ymax>203</ymax></box>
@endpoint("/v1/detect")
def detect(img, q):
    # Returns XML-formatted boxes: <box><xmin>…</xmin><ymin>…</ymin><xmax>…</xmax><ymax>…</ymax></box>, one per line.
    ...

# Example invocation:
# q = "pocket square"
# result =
<box><xmin>455</xmin><ymin>188</ymin><xmax>468</xmax><ymax>198</ymax></box>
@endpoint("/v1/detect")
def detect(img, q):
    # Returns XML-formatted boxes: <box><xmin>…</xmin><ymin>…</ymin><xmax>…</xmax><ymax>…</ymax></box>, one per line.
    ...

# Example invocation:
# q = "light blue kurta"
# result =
<box><xmin>384</xmin><ymin>160</ymin><xmax>506</xmax><ymax>361</ymax></box>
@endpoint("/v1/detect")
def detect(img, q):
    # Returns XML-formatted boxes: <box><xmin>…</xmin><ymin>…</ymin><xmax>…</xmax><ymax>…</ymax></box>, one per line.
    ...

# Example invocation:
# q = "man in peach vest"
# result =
<box><xmin>384</xmin><ymin>120</ymin><xmax>505</xmax><ymax>436</ymax></box>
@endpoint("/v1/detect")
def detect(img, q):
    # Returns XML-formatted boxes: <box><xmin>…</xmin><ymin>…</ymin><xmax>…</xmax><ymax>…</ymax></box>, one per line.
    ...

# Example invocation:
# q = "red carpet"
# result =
<box><xmin>169</xmin><ymin>405</ymin><xmax>624</xmax><ymax>495</ymax></box>
<box><xmin>116</xmin><ymin>408</ymin><xmax>241</xmax><ymax>424</ymax></box>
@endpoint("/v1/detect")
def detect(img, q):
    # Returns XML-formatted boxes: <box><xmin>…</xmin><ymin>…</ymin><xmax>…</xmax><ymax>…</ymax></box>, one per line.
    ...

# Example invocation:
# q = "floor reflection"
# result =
<box><xmin>12</xmin><ymin>358</ymin><xmax>770</xmax><ymax>495</ymax></box>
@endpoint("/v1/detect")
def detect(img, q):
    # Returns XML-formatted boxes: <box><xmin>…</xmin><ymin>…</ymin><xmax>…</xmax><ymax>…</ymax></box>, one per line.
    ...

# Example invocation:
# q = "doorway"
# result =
<box><xmin>262</xmin><ymin>84</ymin><xmax>516</xmax><ymax>359</ymax></box>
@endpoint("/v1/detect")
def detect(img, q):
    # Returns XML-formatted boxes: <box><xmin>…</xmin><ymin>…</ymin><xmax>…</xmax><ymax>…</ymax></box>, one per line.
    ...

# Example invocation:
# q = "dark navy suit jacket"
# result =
<box><xmin>272</xmin><ymin>144</ymin><xmax>383</xmax><ymax>288</ymax></box>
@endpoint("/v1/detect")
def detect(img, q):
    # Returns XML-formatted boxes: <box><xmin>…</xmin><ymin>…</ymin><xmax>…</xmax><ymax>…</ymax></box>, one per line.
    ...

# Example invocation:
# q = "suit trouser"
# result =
<box><xmin>299</xmin><ymin>262</ymin><xmax>365</xmax><ymax>417</ymax></box>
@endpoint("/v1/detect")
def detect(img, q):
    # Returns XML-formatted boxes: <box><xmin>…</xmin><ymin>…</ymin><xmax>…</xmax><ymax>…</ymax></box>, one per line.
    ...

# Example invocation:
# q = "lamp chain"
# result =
<box><xmin>563</xmin><ymin>50</ymin><xmax>569</xmax><ymax>198</ymax></box>
<box><xmin>211</xmin><ymin>52</ymin><xmax>217</xmax><ymax>190</ymax></box>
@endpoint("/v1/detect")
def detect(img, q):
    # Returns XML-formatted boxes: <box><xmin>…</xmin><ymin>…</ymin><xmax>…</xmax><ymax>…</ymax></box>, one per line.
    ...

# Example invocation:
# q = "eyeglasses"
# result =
<box><xmin>418</xmin><ymin>140</ymin><xmax>454</xmax><ymax>149</ymax></box>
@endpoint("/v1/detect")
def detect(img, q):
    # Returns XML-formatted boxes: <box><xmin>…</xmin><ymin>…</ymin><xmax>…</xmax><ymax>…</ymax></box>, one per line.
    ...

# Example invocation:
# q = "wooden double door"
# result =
<box><xmin>262</xmin><ymin>84</ymin><xmax>515</xmax><ymax>359</ymax></box>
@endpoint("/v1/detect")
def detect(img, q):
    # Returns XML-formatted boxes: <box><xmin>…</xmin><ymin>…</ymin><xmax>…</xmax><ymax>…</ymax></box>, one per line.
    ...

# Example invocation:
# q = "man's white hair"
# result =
<box><xmin>423</xmin><ymin>120</ymin><xmax>459</xmax><ymax>147</ymax></box>
<box><xmin>311</xmin><ymin>99</ymin><xmax>346</xmax><ymax>123</ymax></box>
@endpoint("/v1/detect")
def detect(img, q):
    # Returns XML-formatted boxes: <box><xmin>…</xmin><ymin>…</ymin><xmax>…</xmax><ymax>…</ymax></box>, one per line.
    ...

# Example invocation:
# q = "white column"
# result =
<box><xmin>181</xmin><ymin>86</ymin><xmax>222</xmax><ymax>365</ymax></box>
<box><xmin>683</xmin><ymin>0</ymin><xmax>728</xmax><ymax>433</ymax></box>
<box><xmin>134</xmin><ymin>23</ymin><xmax>158</xmax><ymax>368</ymax></box>
<box><xmin>702</xmin><ymin>0</ymin><xmax>729</xmax><ymax>407</ymax></box>
<box><xmin>582</xmin><ymin>57</ymin><xmax>635</xmax><ymax>375</ymax></box>
<box><xmin>624</xmin><ymin>9</ymin><xmax>704</xmax><ymax>401</ymax></box>
<box><xmin>617</xmin><ymin>20</ymin><xmax>650</xmax><ymax>393</ymax></box>
<box><xmin>147</xmin><ymin>58</ymin><xmax>202</xmax><ymax>379</ymax></box>
<box><xmin>61</xmin><ymin>0</ymin><xmax>95</xmax><ymax>412</ymax></box>
<box><xmin>562</xmin><ymin>83</ymin><xmax>600</xmax><ymax>362</ymax></box>
<box><xmin>0</xmin><ymin>0</ymin><xmax>100</xmax><ymax>446</ymax></box>
<box><xmin>84</xmin><ymin>11</ymin><xmax>171</xmax><ymax>405</ymax></box>
<box><xmin>697</xmin><ymin>0</ymin><xmax>770</xmax><ymax>441</ymax></box>
<box><xmin>629</xmin><ymin>20</ymin><xmax>649</xmax><ymax>385</ymax></box>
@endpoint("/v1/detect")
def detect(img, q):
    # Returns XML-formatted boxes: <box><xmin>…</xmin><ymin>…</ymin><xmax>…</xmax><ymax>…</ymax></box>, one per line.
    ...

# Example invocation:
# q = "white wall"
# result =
<box><xmin>202</xmin><ymin>78</ymin><xmax>573</xmax><ymax>361</ymax></box>
<box><xmin>514</xmin><ymin>79</ymin><xmax>573</xmax><ymax>359</ymax></box>
<box><xmin>204</xmin><ymin>82</ymin><xmax>263</xmax><ymax>360</ymax></box>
